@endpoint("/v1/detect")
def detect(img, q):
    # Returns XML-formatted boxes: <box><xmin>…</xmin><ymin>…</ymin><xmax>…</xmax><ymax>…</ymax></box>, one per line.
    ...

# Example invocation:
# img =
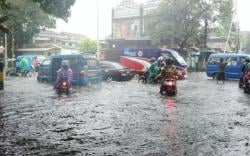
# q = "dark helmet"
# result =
<box><xmin>245</xmin><ymin>57</ymin><xmax>250</xmax><ymax>63</ymax></box>
<box><xmin>165</xmin><ymin>57</ymin><xmax>174</xmax><ymax>65</ymax></box>
<box><xmin>61</xmin><ymin>60</ymin><xmax>69</xmax><ymax>68</ymax></box>
<box><xmin>220</xmin><ymin>58</ymin><xmax>224</xmax><ymax>62</ymax></box>
<box><xmin>150</xmin><ymin>57</ymin><xmax>156</xmax><ymax>63</ymax></box>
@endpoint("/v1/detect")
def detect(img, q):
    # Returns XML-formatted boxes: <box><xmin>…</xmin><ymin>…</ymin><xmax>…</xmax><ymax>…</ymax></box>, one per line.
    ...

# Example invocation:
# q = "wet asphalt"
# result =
<box><xmin>0</xmin><ymin>72</ymin><xmax>249</xmax><ymax>156</ymax></box>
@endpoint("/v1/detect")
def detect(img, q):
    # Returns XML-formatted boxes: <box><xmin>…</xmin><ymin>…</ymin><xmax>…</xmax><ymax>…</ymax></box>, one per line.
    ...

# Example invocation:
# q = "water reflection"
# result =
<box><xmin>163</xmin><ymin>97</ymin><xmax>184</xmax><ymax>156</ymax></box>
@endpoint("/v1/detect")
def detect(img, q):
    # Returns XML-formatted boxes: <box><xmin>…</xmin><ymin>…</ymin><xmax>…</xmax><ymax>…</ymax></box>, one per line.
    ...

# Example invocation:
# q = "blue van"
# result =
<box><xmin>206</xmin><ymin>53</ymin><xmax>250</xmax><ymax>79</ymax></box>
<box><xmin>37</xmin><ymin>54</ymin><xmax>102</xmax><ymax>85</ymax></box>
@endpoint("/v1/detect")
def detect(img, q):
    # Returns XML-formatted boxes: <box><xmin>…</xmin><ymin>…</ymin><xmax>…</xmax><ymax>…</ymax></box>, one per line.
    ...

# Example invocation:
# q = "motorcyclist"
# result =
<box><xmin>20</xmin><ymin>57</ymin><xmax>30</xmax><ymax>76</ymax></box>
<box><xmin>243</xmin><ymin>58</ymin><xmax>250</xmax><ymax>86</ymax></box>
<box><xmin>155</xmin><ymin>57</ymin><xmax>178</xmax><ymax>81</ymax></box>
<box><xmin>147</xmin><ymin>57</ymin><xmax>159</xmax><ymax>83</ymax></box>
<box><xmin>157</xmin><ymin>56</ymin><xmax>165</xmax><ymax>72</ymax></box>
<box><xmin>54</xmin><ymin>60</ymin><xmax>73</xmax><ymax>89</ymax></box>
<box><xmin>239</xmin><ymin>58</ymin><xmax>250</xmax><ymax>87</ymax></box>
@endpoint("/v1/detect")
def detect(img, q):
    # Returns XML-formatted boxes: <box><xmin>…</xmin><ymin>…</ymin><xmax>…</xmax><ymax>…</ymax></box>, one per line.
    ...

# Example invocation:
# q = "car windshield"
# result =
<box><xmin>37</xmin><ymin>56</ymin><xmax>45</xmax><ymax>63</ymax></box>
<box><xmin>84</xmin><ymin>59</ymin><xmax>98</xmax><ymax>69</ymax></box>
<box><xmin>109</xmin><ymin>62</ymin><xmax>125</xmax><ymax>69</ymax></box>
<box><xmin>41</xmin><ymin>59</ymin><xmax>51</xmax><ymax>66</ymax></box>
<box><xmin>171</xmin><ymin>51</ymin><xmax>187</xmax><ymax>65</ymax></box>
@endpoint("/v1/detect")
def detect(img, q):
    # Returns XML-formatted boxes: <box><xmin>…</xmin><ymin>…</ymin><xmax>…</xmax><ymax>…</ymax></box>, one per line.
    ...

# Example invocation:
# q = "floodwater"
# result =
<box><xmin>0</xmin><ymin>73</ymin><xmax>249</xmax><ymax>155</ymax></box>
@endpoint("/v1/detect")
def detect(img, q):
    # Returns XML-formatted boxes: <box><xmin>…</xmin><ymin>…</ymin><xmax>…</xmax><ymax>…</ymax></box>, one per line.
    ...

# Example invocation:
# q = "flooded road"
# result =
<box><xmin>0</xmin><ymin>72</ymin><xmax>250</xmax><ymax>155</ymax></box>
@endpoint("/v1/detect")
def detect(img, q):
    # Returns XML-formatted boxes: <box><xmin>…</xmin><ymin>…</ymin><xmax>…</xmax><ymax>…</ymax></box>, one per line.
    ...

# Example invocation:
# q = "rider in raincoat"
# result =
<box><xmin>54</xmin><ymin>60</ymin><xmax>73</xmax><ymax>89</ymax></box>
<box><xmin>20</xmin><ymin>57</ymin><xmax>30</xmax><ymax>74</ymax></box>
<box><xmin>155</xmin><ymin>57</ymin><xmax>178</xmax><ymax>80</ymax></box>
<box><xmin>147</xmin><ymin>57</ymin><xmax>159</xmax><ymax>83</ymax></box>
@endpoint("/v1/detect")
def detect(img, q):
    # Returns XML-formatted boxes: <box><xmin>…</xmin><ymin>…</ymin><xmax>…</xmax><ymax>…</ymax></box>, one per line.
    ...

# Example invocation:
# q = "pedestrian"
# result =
<box><xmin>214</xmin><ymin>58</ymin><xmax>228</xmax><ymax>84</ymax></box>
<box><xmin>32</xmin><ymin>56</ymin><xmax>40</xmax><ymax>77</ymax></box>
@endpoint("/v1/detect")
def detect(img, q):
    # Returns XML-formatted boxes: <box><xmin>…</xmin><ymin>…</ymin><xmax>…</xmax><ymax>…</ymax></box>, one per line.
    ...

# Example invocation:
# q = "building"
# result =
<box><xmin>108</xmin><ymin>0</ymin><xmax>161</xmax><ymax>50</ymax></box>
<box><xmin>33</xmin><ymin>30</ymin><xmax>87</xmax><ymax>54</ymax></box>
<box><xmin>16</xmin><ymin>30</ymin><xmax>88</xmax><ymax>57</ymax></box>
<box><xmin>109</xmin><ymin>0</ymin><xmax>234</xmax><ymax>54</ymax></box>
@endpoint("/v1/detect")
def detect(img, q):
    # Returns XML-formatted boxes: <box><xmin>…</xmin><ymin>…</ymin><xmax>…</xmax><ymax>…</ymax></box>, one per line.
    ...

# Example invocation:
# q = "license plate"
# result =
<box><xmin>88</xmin><ymin>72</ymin><xmax>97</xmax><ymax>76</ymax></box>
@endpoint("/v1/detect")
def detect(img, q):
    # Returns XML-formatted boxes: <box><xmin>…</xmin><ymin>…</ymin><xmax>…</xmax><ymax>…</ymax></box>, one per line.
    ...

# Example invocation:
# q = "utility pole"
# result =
<box><xmin>96</xmin><ymin>0</ymin><xmax>100</xmax><ymax>60</ymax></box>
<box><xmin>237</xmin><ymin>21</ymin><xmax>240</xmax><ymax>53</ymax></box>
<box><xmin>4</xmin><ymin>33</ymin><xmax>7</xmax><ymax>78</ymax></box>
<box><xmin>11</xmin><ymin>23</ymin><xmax>15</xmax><ymax>66</ymax></box>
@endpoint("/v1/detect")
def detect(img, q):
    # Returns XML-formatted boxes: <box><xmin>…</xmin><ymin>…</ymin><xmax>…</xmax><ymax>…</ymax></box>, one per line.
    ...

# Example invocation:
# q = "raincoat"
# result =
<box><xmin>20</xmin><ymin>58</ymin><xmax>30</xmax><ymax>73</ymax></box>
<box><xmin>147</xmin><ymin>61</ymin><xmax>159</xmax><ymax>83</ymax></box>
<box><xmin>54</xmin><ymin>67</ymin><xmax>73</xmax><ymax>88</ymax></box>
<box><xmin>158</xmin><ymin>65</ymin><xmax>178</xmax><ymax>80</ymax></box>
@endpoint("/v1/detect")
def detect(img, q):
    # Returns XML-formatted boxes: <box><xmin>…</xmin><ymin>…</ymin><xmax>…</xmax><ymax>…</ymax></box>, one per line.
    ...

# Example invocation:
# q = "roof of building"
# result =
<box><xmin>16</xmin><ymin>47</ymin><xmax>60</xmax><ymax>52</ymax></box>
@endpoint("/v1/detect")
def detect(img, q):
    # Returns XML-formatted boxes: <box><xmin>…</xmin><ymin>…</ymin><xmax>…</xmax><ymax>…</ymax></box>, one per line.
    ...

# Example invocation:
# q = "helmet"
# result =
<box><xmin>245</xmin><ymin>57</ymin><xmax>250</xmax><ymax>63</ymax></box>
<box><xmin>166</xmin><ymin>57</ymin><xmax>174</xmax><ymax>65</ymax></box>
<box><xmin>158</xmin><ymin>56</ymin><xmax>163</xmax><ymax>62</ymax></box>
<box><xmin>61</xmin><ymin>60</ymin><xmax>69</xmax><ymax>68</ymax></box>
<box><xmin>150</xmin><ymin>57</ymin><xmax>156</xmax><ymax>63</ymax></box>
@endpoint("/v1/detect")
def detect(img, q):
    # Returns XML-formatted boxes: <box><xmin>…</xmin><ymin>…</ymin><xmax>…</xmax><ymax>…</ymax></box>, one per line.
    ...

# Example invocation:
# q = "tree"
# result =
<box><xmin>1</xmin><ymin>0</ymin><xmax>75</xmax><ymax>20</ymax></box>
<box><xmin>0</xmin><ymin>0</ymin><xmax>75</xmax><ymax>53</ymax></box>
<box><xmin>77</xmin><ymin>38</ymin><xmax>97</xmax><ymax>52</ymax></box>
<box><xmin>2</xmin><ymin>0</ymin><xmax>56</xmax><ymax>48</ymax></box>
<box><xmin>146</xmin><ymin>0</ymin><xmax>235</xmax><ymax>50</ymax></box>
<box><xmin>146</xmin><ymin>0</ymin><xmax>202</xmax><ymax>51</ymax></box>
<box><xmin>33</xmin><ymin>0</ymin><xmax>75</xmax><ymax>21</ymax></box>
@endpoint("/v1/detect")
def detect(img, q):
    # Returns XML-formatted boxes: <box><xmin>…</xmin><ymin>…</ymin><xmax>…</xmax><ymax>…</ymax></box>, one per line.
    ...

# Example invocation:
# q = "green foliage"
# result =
<box><xmin>0</xmin><ymin>0</ymin><xmax>75</xmax><ymax>49</ymax></box>
<box><xmin>77</xmin><ymin>38</ymin><xmax>97</xmax><ymax>53</ymax></box>
<box><xmin>146</xmin><ymin>0</ymin><xmax>235</xmax><ymax>50</ymax></box>
<box><xmin>146</xmin><ymin>0</ymin><xmax>202</xmax><ymax>49</ymax></box>
<box><xmin>1</xmin><ymin>0</ymin><xmax>75</xmax><ymax>20</ymax></box>
<box><xmin>33</xmin><ymin>0</ymin><xmax>75</xmax><ymax>20</ymax></box>
<box><xmin>2</xmin><ymin>0</ymin><xmax>56</xmax><ymax>48</ymax></box>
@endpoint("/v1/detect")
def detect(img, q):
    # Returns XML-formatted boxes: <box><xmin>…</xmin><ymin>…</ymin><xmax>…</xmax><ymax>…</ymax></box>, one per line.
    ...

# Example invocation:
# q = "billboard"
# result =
<box><xmin>113</xmin><ymin>19</ymin><xmax>140</xmax><ymax>39</ymax></box>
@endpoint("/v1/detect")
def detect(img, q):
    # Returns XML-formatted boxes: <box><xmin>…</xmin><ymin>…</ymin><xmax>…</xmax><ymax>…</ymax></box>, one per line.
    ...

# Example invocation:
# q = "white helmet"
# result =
<box><xmin>158</xmin><ymin>56</ymin><xmax>163</xmax><ymax>61</ymax></box>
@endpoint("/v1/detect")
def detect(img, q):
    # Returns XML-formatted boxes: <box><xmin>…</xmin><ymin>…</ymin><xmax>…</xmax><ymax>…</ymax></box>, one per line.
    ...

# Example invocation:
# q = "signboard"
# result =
<box><xmin>113</xmin><ymin>19</ymin><xmax>140</xmax><ymax>39</ymax></box>
<box><xmin>113</xmin><ymin>8</ymin><xmax>140</xmax><ymax>19</ymax></box>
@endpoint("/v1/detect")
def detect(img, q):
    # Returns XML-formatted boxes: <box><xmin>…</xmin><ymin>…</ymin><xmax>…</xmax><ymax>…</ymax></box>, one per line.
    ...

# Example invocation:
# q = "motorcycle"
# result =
<box><xmin>138</xmin><ymin>71</ymin><xmax>161</xmax><ymax>84</ymax></box>
<box><xmin>160</xmin><ymin>79</ymin><xmax>177</xmax><ymax>96</ymax></box>
<box><xmin>138</xmin><ymin>71</ymin><xmax>149</xmax><ymax>84</ymax></box>
<box><xmin>243</xmin><ymin>72</ymin><xmax>250</xmax><ymax>94</ymax></box>
<box><xmin>56</xmin><ymin>78</ymin><xmax>70</xmax><ymax>95</ymax></box>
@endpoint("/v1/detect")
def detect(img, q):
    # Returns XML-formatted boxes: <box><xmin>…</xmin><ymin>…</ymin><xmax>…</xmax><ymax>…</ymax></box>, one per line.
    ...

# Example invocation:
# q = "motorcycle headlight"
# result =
<box><xmin>80</xmin><ymin>71</ymin><xmax>85</xmax><ymax>76</ymax></box>
<box><xmin>63</xmin><ymin>82</ymin><xmax>67</xmax><ymax>86</ymax></box>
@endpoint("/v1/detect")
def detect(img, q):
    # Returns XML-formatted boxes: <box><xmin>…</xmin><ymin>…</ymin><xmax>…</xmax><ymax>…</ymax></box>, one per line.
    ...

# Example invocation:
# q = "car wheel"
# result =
<box><xmin>106</xmin><ymin>75</ymin><xmax>113</xmax><ymax>82</ymax></box>
<box><xmin>213</xmin><ymin>73</ymin><xmax>218</xmax><ymax>80</ymax></box>
<box><xmin>244</xmin><ymin>87</ymin><xmax>248</xmax><ymax>93</ymax></box>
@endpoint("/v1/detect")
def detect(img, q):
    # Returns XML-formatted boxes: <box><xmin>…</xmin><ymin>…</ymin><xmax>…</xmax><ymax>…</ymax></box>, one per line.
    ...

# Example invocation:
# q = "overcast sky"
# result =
<box><xmin>54</xmin><ymin>0</ymin><xmax>250</xmax><ymax>40</ymax></box>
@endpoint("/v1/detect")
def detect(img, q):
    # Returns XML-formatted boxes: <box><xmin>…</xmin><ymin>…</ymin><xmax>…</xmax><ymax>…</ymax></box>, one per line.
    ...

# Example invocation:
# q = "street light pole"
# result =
<box><xmin>96</xmin><ymin>0</ymin><xmax>100</xmax><ymax>60</ymax></box>
<box><xmin>4</xmin><ymin>33</ymin><xmax>7</xmax><ymax>78</ymax></box>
